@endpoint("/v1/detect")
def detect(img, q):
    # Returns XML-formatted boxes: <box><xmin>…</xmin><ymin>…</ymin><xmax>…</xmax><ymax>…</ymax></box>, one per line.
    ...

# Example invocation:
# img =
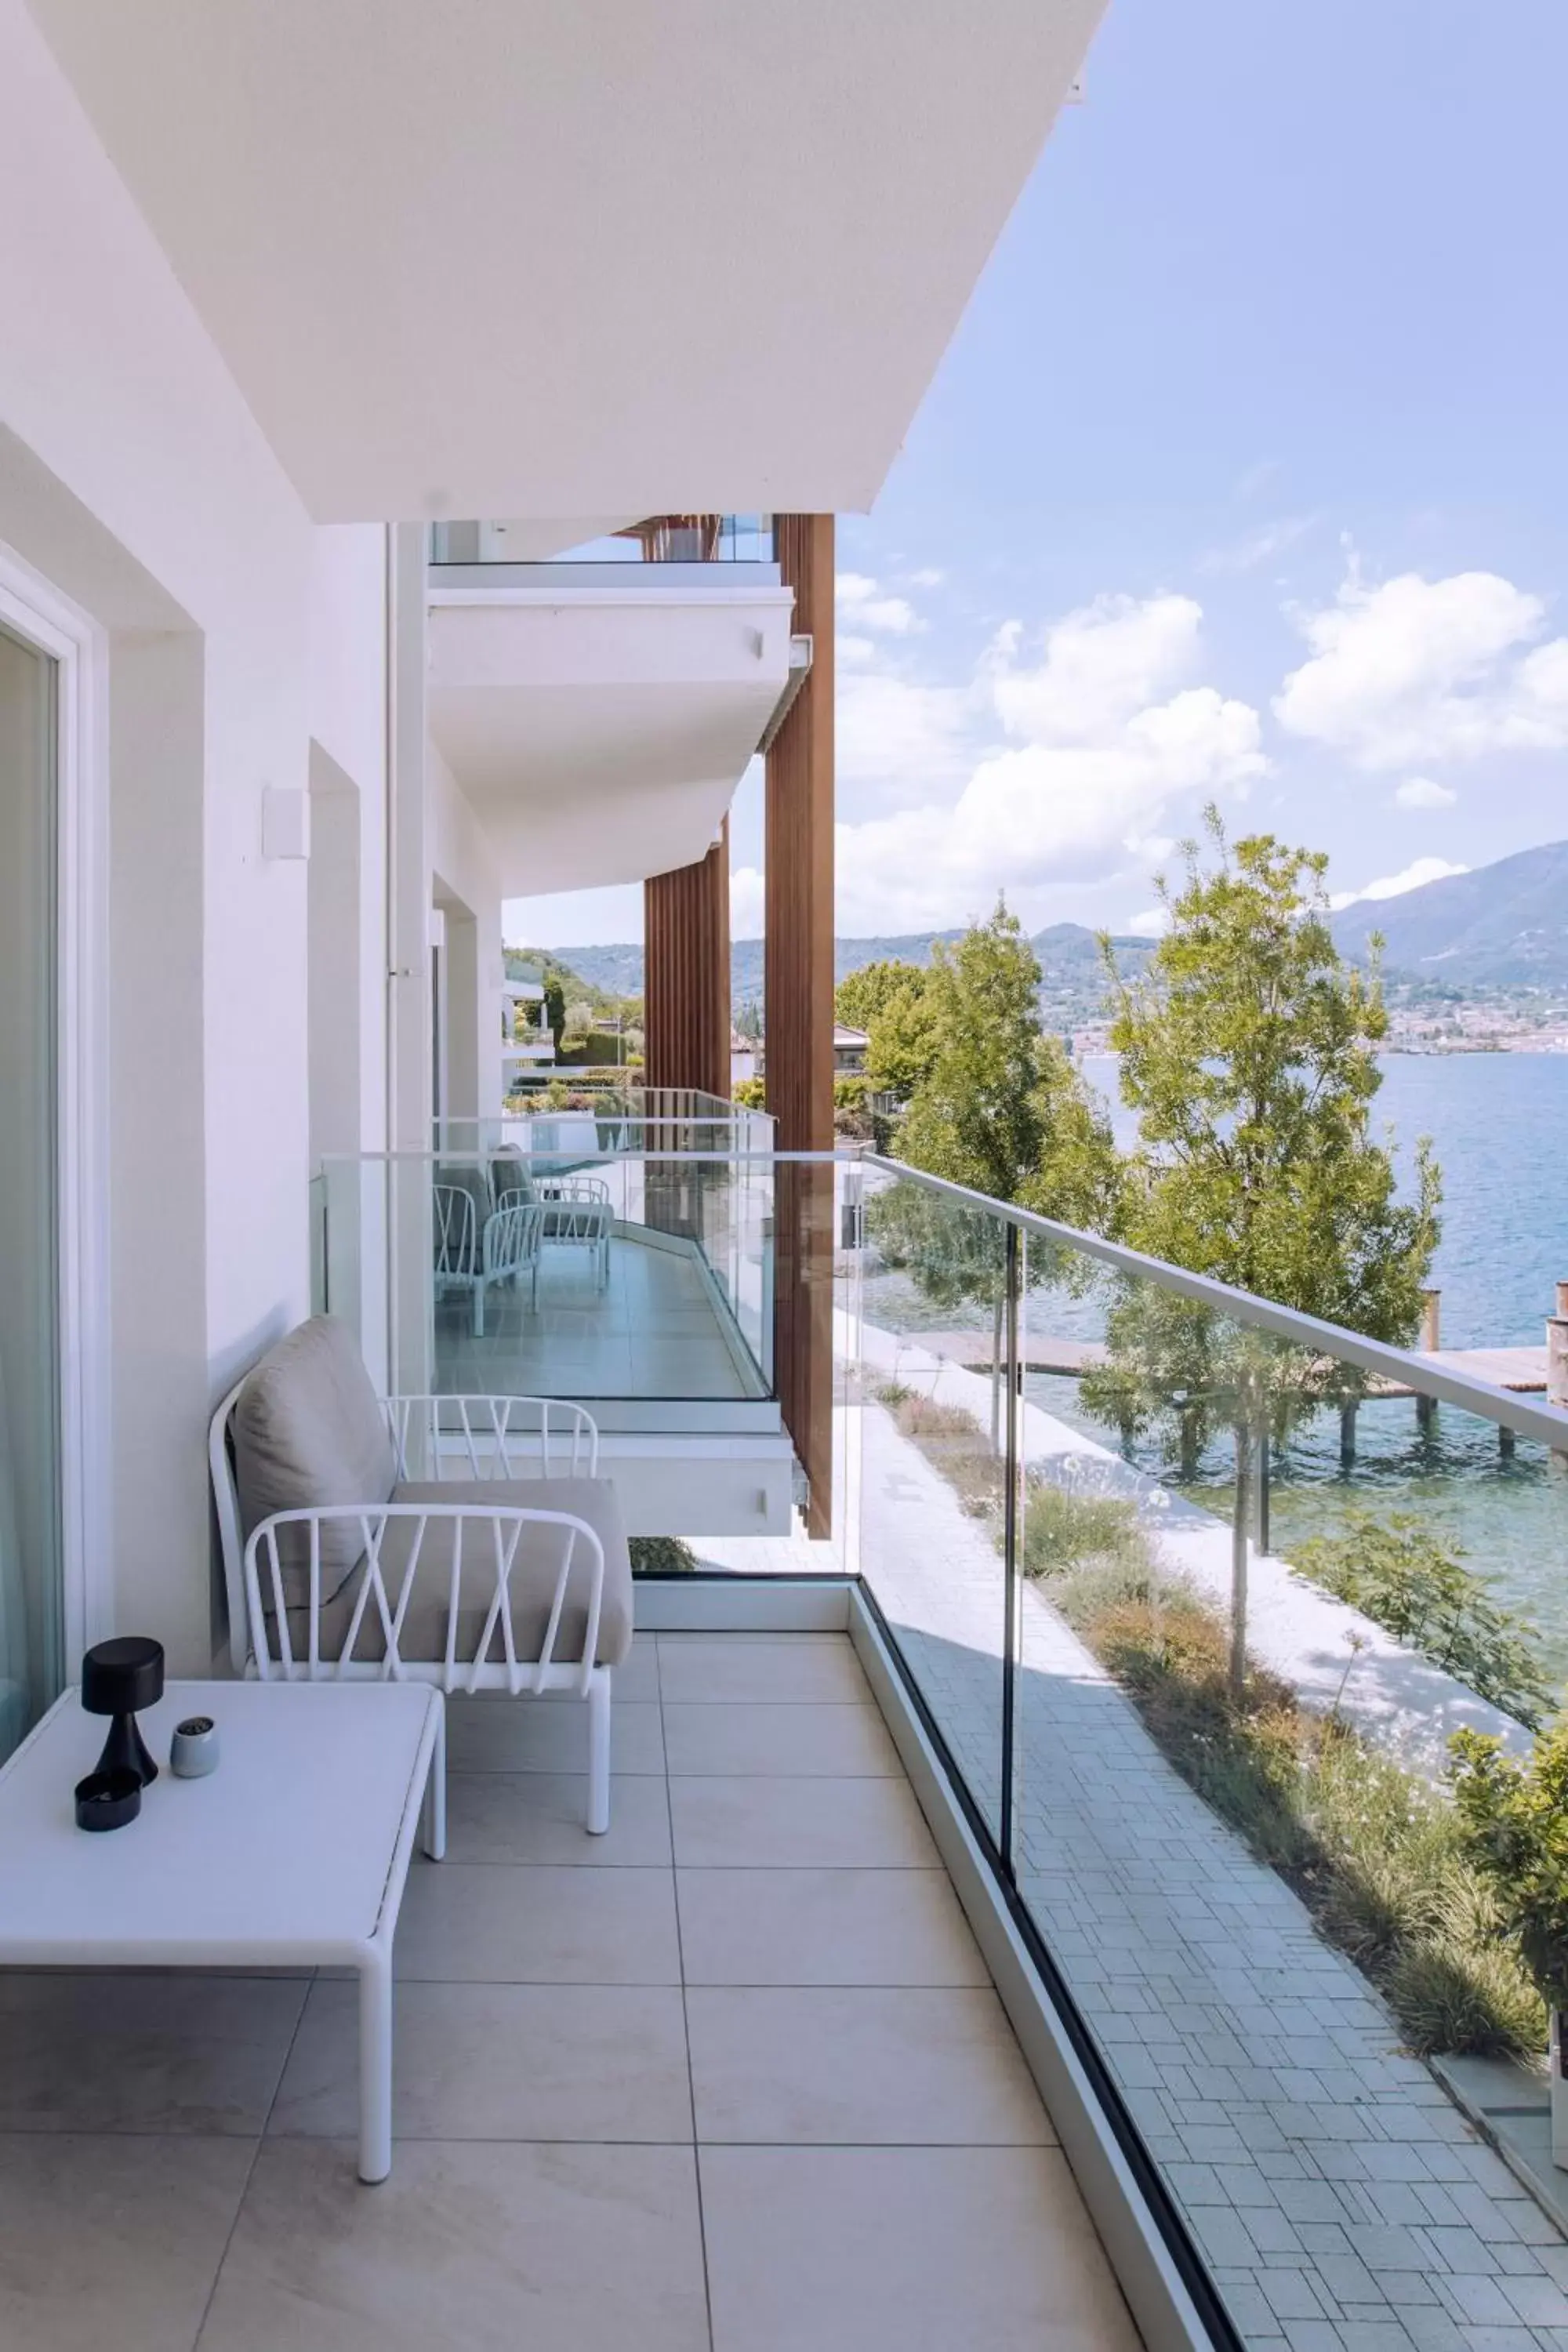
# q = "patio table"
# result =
<box><xmin>0</xmin><ymin>1677</ymin><xmax>445</xmax><ymax>2183</ymax></box>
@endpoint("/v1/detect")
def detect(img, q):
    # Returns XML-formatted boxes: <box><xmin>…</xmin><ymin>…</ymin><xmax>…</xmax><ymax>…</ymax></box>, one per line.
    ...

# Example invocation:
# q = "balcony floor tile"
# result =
<box><xmin>395</xmin><ymin>1861</ymin><xmax>681</xmax><ymax>1984</ymax></box>
<box><xmin>0</xmin><ymin>1632</ymin><xmax>1135</xmax><ymax>2351</ymax></box>
<box><xmin>675</xmin><ymin>1864</ymin><xmax>991</xmax><ymax>1987</ymax></box>
<box><xmin>686</xmin><ymin>1984</ymin><xmax>1054</xmax><ymax>2146</ymax></box>
<box><xmin>270</xmin><ymin>1980</ymin><xmax>693</xmax><ymax>2143</ymax></box>
<box><xmin>701</xmin><ymin>2144</ymin><xmax>1141</xmax><ymax>2352</ymax></box>
<box><xmin>669</xmin><ymin>1771</ymin><xmax>939</xmax><ymax>1868</ymax></box>
<box><xmin>197</xmin><ymin>2138</ymin><xmax>710</xmax><ymax>2352</ymax></box>
<box><xmin>662</xmin><ymin>1698</ymin><xmax>901</xmax><ymax>1777</ymax></box>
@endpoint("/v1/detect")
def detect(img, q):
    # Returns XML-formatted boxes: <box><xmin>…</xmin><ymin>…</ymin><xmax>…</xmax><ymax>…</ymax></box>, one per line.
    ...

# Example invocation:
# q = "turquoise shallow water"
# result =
<box><xmin>864</xmin><ymin>1053</ymin><xmax>1568</xmax><ymax>1677</ymax></box>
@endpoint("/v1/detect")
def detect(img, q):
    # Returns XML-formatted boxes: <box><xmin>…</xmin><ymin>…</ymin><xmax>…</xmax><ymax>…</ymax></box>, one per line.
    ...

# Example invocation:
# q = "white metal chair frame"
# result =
<box><xmin>535</xmin><ymin>1178</ymin><xmax>613</xmax><ymax>1290</ymax></box>
<box><xmin>209</xmin><ymin>1385</ymin><xmax>613</xmax><ymax>1830</ymax></box>
<box><xmin>241</xmin><ymin>1501</ymin><xmax>612</xmax><ymax>1832</ymax></box>
<box><xmin>434</xmin><ymin>1185</ymin><xmax>543</xmax><ymax>1334</ymax></box>
<box><xmin>381</xmin><ymin>1393</ymin><xmax>599</xmax><ymax>1481</ymax></box>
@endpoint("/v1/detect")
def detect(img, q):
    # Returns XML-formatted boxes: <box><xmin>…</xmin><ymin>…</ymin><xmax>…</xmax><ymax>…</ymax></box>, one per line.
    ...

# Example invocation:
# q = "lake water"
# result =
<box><xmin>866</xmin><ymin>1053</ymin><xmax>1568</xmax><ymax>1677</ymax></box>
<box><xmin>1078</xmin><ymin>1051</ymin><xmax>1568</xmax><ymax>1349</ymax></box>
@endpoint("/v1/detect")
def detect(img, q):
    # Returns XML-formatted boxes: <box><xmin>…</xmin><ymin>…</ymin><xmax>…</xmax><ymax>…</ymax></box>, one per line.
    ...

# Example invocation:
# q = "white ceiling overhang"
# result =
<box><xmin>428</xmin><ymin>576</ymin><xmax>795</xmax><ymax>894</ymax></box>
<box><xmin>25</xmin><ymin>0</ymin><xmax>1105</xmax><ymax>521</ymax></box>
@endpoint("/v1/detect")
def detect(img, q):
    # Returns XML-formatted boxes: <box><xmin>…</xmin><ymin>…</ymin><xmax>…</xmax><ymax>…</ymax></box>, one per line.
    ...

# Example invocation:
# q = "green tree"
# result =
<box><xmin>836</xmin><ymin>959</ymin><xmax>926</xmax><ymax>1031</ymax></box>
<box><xmin>875</xmin><ymin>902</ymin><xmax>1118</xmax><ymax>1445</ymax></box>
<box><xmin>898</xmin><ymin>902</ymin><xmax>1117</xmax><ymax>1225</ymax></box>
<box><xmin>543</xmin><ymin>978</ymin><xmax>566</xmax><ymax>1049</ymax></box>
<box><xmin>836</xmin><ymin>960</ymin><xmax>938</xmax><ymax>1102</ymax></box>
<box><xmin>1088</xmin><ymin>810</ymin><xmax>1442</xmax><ymax>1690</ymax></box>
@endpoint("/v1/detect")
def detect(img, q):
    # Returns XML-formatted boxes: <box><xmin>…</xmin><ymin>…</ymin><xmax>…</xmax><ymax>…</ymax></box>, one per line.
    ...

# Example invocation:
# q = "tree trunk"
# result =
<box><xmin>989</xmin><ymin>1290</ymin><xmax>1004</xmax><ymax>1457</ymax></box>
<box><xmin>1178</xmin><ymin>1408</ymin><xmax>1201</xmax><ymax>1482</ymax></box>
<box><xmin>1230</xmin><ymin>1417</ymin><xmax>1252</xmax><ymax>1700</ymax></box>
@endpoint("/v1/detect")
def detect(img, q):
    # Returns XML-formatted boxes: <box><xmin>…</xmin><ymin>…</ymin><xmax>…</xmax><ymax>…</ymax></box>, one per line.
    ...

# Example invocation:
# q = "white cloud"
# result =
<box><xmin>837</xmin><ymin>666</ymin><xmax>977</xmax><ymax>797</ymax></box>
<box><xmin>833</xmin><ymin>592</ymin><xmax>1265</xmax><ymax>932</ymax></box>
<box><xmin>1394</xmin><ymin>775</ymin><xmax>1457</xmax><ymax>810</ymax></box>
<box><xmin>835</xmin><ymin>571</ymin><xmax>924</xmax><ymax>636</ymax></box>
<box><xmin>1275</xmin><ymin>568</ymin><xmax>1568</xmax><ymax>768</ymax></box>
<box><xmin>837</xmin><ymin>633</ymin><xmax>876</xmax><ymax>667</ymax></box>
<box><xmin>1329</xmin><ymin>855</ymin><xmax>1469</xmax><ymax>912</ymax></box>
<box><xmin>1124</xmin><ymin>906</ymin><xmax>1169</xmax><ymax>937</ymax></box>
<box><xmin>730</xmin><ymin>865</ymin><xmax>765</xmax><ymax>938</ymax></box>
<box><xmin>909</xmin><ymin>566</ymin><xmax>945</xmax><ymax>589</ymax></box>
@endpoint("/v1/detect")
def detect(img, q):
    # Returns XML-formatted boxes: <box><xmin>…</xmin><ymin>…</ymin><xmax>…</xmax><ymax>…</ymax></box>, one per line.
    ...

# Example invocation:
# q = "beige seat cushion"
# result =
<box><xmin>279</xmin><ymin>1476</ymin><xmax>633</xmax><ymax>1672</ymax></box>
<box><xmin>234</xmin><ymin>1316</ymin><xmax>397</xmax><ymax>1583</ymax></box>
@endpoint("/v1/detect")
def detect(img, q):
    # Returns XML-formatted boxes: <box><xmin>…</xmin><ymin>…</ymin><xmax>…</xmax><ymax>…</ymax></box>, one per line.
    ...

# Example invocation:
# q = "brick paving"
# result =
<box><xmin>855</xmin><ymin>1396</ymin><xmax>1568</xmax><ymax>2352</ymax></box>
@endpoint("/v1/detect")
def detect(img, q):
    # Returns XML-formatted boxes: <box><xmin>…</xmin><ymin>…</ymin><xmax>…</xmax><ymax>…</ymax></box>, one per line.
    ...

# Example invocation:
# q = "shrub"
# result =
<box><xmin>1018</xmin><ymin>1481</ymin><xmax>1149</xmax><ymax>1584</ymax></box>
<box><xmin>1385</xmin><ymin>1936</ymin><xmax>1545</xmax><ymax>2060</ymax></box>
<box><xmin>1293</xmin><ymin>1512</ymin><xmax>1552</xmax><ymax>1730</ymax></box>
<box><xmin>629</xmin><ymin>1536</ymin><xmax>699</xmax><ymax>1576</ymax></box>
<box><xmin>732</xmin><ymin>1078</ymin><xmax>766</xmax><ymax>1109</ymax></box>
<box><xmin>1450</xmin><ymin>1720</ymin><xmax>1568</xmax><ymax>2016</ymax></box>
<box><xmin>869</xmin><ymin>1376</ymin><xmax>1543</xmax><ymax>2056</ymax></box>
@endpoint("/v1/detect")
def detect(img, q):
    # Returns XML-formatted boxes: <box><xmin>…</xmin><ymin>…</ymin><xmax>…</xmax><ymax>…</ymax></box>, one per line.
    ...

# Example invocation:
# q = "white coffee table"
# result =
<box><xmin>0</xmin><ymin>1677</ymin><xmax>445</xmax><ymax>2183</ymax></box>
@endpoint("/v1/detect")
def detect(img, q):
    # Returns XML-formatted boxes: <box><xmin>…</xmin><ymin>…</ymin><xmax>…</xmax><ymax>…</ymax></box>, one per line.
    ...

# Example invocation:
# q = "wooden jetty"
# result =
<box><xmin>909</xmin><ymin>1284</ymin><xmax>1568</xmax><ymax>1463</ymax></box>
<box><xmin>917</xmin><ymin>1328</ymin><xmax>1548</xmax><ymax>1399</ymax></box>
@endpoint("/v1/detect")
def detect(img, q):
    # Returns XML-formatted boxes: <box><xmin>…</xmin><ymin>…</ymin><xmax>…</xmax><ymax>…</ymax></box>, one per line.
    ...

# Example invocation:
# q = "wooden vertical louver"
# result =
<box><xmin>643</xmin><ymin>818</ymin><xmax>731</xmax><ymax>1101</ymax></box>
<box><xmin>766</xmin><ymin>514</ymin><xmax>835</xmax><ymax>1537</ymax></box>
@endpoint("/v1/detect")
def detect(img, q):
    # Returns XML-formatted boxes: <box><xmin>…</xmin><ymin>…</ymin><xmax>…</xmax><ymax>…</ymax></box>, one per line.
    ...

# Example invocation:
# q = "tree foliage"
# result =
<box><xmin>1087</xmin><ymin>813</ymin><xmax>1443</xmax><ymax>1691</ymax></box>
<box><xmin>1102</xmin><ymin>810</ymin><xmax>1440</xmax><ymax>1334</ymax></box>
<box><xmin>836</xmin><ymin>960</ymin><xmax>938</xmax><ymax>1102</ymax></box>
<box><xmin>835</xmin><ymin>959</ymin><xmax>927</xmax><ymax>1033</ymax></box>
<box><xmin>1450</xmin><ymin>1721</ymin><xmax>1568</xmax><ymax>2016</ymax></box>
<box><xmin>896</xmin><ymin>901</ymin><xmax>1118</xmax><ymax>1226</ymax></box>
<box><xmin>1294</xmin><ymin>1512</ymin><xmax>1552</xmax><ymax>1730</ymax></box>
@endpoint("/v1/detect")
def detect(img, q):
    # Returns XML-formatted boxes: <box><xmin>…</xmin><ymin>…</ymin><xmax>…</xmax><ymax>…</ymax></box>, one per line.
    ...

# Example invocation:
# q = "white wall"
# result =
<box><xmin>0</xmin><ymin>0</ymin><xmax>390</xmax><ymax>1667</ymax></box>
<box><xmin>429</xmin><ymin>735</ymin><xmax>506</xmax><ymax>1128</ymax></box>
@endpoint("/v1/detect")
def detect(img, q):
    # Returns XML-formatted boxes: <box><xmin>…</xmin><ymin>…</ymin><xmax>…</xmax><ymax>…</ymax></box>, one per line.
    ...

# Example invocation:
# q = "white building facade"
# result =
<box><xmin>0</xmin><ymin>0</ymin><xmax>1102</xmax><ymax>1694</ymax></box>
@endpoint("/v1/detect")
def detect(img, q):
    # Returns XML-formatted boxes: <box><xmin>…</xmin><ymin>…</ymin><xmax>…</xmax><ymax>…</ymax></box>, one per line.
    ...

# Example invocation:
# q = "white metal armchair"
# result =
<box><xmin>209</xmin><ymin>1319</ymin><xmax>631</xmax><ymax>1831</ymax></box>
<box><xmin>434</xmin><ymin>1182</ymin><xmax>543</xmax><ymax>1334</ymax></box>
<box><xmin>536</xmin><ymin>1177</ymin><xmax>613</xmax><ymax>1289</ymax></box>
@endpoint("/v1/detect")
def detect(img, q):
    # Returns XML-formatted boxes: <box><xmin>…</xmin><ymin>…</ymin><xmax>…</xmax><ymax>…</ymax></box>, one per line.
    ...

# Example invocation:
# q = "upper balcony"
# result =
<box><xmin>426</xmin><ymin>515</ymin><xmax>799</xmax><ymax>895</ymax></box>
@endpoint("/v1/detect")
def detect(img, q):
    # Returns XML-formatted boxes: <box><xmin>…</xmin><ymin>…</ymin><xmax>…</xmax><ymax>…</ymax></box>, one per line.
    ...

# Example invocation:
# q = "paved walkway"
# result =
<box><xmin>695</xmin><ymin>1338</ymin><xmax>1568</xmax><ymax>2352</ymax></box>
<box><xmin>866</xmin><ymin>1323</ymin><xmax>1531</xmax><ymax>1775</ymax></box>
<box><xmin>849</xmin><ymin>1396</ymin><xmax>1568</xmax><ymax>2352</ymax></box>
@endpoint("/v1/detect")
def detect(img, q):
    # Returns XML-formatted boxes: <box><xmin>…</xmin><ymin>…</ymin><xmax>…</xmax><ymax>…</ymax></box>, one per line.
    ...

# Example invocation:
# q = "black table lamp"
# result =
<box><xmin>82</xmin><ymin>1636</ymin><xmax>164</xmax><ymax>1788</ymax></box>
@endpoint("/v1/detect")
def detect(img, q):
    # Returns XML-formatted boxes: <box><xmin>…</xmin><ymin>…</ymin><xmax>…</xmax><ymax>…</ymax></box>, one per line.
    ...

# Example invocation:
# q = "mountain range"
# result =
<box><xmin>1329</xmin><ymin>839</ymin><xmax>1568</xmax><ymax>988</ymax></box>
<box><xmin>523</xmin><ymin>838</ymin><xmax>1568</xmax><ymax>1009</ymax></box>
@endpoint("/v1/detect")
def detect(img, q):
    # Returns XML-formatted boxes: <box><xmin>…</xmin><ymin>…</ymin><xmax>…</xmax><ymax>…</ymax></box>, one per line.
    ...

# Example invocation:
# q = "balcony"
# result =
<box><xmin>426</xmin><ymin>517</ymin><xmax>796</xmax><ymax>896</ymax></box>
<box><xmin>0</xmin><ymin>1625</ymin><xmax>1142</xmax><ymax>2351</ymax></box>
<box><xmin>318</xmin><ymin>1110</ymin><xmax>797</xmax><ymax>1536</ymax></box>
<box><xmin>305</xmin><ymin>1131</ymin><xmax>1568</xmax><ymax>2352</ymax></box>
<box><xmin>430</xmin><ymin>514</ymin><xmax>776</xmax><ymax>566</ymax></box>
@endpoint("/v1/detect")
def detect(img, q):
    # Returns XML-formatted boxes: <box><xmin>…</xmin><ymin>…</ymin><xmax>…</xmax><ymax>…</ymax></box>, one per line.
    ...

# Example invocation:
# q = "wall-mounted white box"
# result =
<box><xmin>262</xmin><ymin>784</ymin><xmax>311</xmax><ymax>860</ymax></box>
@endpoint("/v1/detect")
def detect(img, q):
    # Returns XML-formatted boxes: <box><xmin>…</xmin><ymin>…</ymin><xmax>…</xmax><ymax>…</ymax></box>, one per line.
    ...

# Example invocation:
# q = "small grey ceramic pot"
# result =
<box><xmin>169</xmin><ymin>1715</ymin><xmax>220</xmax><ymax>1778</ymax></box>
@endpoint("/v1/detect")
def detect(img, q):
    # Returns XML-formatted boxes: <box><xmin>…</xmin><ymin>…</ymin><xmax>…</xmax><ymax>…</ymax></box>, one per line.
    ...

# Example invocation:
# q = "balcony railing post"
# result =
<box><xmin>1000</xmin><ymin>1221</ymin><xmax>1022</xmax><ymax>1881</ymax></box>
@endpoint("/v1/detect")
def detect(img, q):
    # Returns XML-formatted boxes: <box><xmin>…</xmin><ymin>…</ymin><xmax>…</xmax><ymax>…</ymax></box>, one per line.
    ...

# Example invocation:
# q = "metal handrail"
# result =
<box><xmin>314</xmin><ymin>1141</ymin><xmax>1568</xmax><ymax>1448</ymax></box>
<box><xmin>862</xmin><ymin>1154</ymin><xmax>1568</xmax><ymax>1453</ymax></box>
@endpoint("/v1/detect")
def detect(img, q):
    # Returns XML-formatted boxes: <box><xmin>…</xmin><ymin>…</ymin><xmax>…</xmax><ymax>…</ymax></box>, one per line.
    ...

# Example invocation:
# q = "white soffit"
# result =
<box><xmin>25</xmin><ymin>0</ymin><xmax>1105</xmax><ymax>522</ymax></box>
<box><xmin>427</xmin><ymin>582</ymin><xmax>793</xmax><ymax>894</ymax></box>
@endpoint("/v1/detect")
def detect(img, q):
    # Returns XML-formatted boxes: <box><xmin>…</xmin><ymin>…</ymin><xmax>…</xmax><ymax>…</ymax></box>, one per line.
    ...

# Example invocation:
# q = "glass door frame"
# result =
<box><xmin>0</xmin><ymin>539</ymin><xmax>111</xmax><ymax>1675</ymax></box>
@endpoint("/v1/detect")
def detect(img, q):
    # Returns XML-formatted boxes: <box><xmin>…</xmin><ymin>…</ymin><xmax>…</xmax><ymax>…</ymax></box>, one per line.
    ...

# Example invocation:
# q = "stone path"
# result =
<box><xmin>848</xmin><ymin>1396</ymin><xmax>1568</xmax><ymax>2352</ymax></box>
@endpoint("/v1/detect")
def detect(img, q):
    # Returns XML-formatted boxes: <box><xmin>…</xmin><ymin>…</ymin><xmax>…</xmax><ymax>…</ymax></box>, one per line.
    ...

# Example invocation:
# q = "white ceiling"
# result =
<box><xmin>26</xmin><ymin>0</ymin><xmax>1104</xmax><ymax>522</ymax></box>
<box><xmin>428</xmin><ymin>578</ymin><xmax>794</xmax><ymax>892</ymax></box>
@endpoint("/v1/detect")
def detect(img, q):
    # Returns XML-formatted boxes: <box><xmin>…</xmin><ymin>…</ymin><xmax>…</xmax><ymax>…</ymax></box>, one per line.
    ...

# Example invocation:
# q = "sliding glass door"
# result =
<box><xmin>0</xmin><ymin>621</ymin><xmax>62</xmax><ymax>1762</ymax></box>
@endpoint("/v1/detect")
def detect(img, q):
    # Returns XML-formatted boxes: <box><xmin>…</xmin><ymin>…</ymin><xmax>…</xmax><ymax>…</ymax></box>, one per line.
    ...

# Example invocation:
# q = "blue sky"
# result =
<box><xmin>510</xmin><ymin>0</ymin><xmax>1568</xmax><ymax>949</ymax></box>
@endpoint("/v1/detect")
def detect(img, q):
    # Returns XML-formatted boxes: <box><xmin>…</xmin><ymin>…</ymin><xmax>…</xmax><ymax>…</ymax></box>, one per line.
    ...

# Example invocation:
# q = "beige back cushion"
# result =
<box><xmin>233</xmin><ymin>1316</ymin><xmax>396</xmax><ymax>1581</ymax></box>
